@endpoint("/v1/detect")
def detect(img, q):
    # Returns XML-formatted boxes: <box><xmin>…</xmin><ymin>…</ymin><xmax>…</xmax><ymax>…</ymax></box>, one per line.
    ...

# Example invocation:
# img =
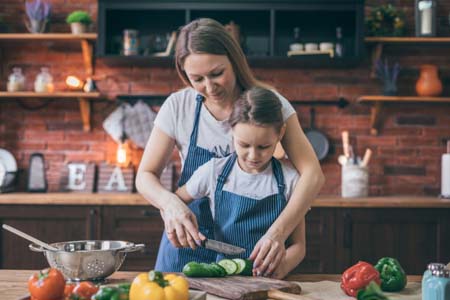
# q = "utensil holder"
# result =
<box><xmin>341</xmin><ymin>165</ymin><xmax>369</xmax><ymax>198</ymax></box>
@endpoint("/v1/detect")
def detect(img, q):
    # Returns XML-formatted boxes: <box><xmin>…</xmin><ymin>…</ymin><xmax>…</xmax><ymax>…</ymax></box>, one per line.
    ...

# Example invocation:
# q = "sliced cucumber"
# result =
<box><xmin>218</xmin><ymin>259</ymin><xmax>238</xmax><ymax>275</ymax></box>
<box><xmin>210</xmin><ymin>262</ymin><xmax>227</xmax><ymax>277</ymax></box>
<box><xmin>232</xmin><ymin>258</ymin><xmax>253</xmax><ymax>276</ymax></box>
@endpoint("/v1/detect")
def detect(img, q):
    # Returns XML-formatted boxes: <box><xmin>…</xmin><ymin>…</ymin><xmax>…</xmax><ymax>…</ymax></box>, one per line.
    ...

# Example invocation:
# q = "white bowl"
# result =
<box><xmin>320</xmin><ymin>42</ymin><xmax>334</xmax><ymax>51</ymax></box>
<box><xmin>289</xmin><ymin>43</ymin><xmax>303</xmax><ymax>51</ymax></box>
<box><xmin>305</xmin><ymin>43</ymin><xmax>318</xmax><ymax>52</ymax></box>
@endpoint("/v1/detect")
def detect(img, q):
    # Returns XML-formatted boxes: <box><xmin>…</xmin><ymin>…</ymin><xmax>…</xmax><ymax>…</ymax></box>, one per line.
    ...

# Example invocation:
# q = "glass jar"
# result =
<box><xmin>34</xmin><ymin>67</ymin><xmax>54</xmax><ymax>93</ymax></box>
<box><xmin>7</xmin><ymin>67</ymin><xmax>26</xmax><ymax>92</ymax></box>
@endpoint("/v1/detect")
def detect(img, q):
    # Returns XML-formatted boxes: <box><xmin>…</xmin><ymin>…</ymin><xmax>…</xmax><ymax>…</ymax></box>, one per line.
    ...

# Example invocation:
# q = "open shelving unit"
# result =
<box><xmin>357</xmin><ymin>95</ymin><xmax>450</xmax><ymax>135</ymax></box>
<box><xmin>364</xmin><ymin>36</ymin><xmax>450</xmax><ymax>78</ymax></box>
<box><xmin>0</xmin><ymin>33</ymin><xmax>101</xmax><ymax>131</ymax></box>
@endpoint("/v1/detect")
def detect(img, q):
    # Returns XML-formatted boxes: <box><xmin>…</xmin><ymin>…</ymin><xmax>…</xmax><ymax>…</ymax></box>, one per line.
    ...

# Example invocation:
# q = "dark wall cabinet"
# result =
<box><xmin>1</xmin><ymin>205</ymin><xmax>449</xmax><ymax>275</ymax></box>
<box><xmin>101</xmin><ymin>206</ymin><xmax>164</xmax><ymax>271</ymax></box>
<box><xmin>98</xmin><ymin>0</ymin><xmax>364</xmax><ymax>67</ymax></box>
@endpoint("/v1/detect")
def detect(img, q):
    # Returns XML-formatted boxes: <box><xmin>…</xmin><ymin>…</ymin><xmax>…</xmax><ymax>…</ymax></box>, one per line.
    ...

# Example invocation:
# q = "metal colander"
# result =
<box><xmin>29</xmin><ymin>240</ymin><xmax>144</xmax><ymax>281</ymax></box>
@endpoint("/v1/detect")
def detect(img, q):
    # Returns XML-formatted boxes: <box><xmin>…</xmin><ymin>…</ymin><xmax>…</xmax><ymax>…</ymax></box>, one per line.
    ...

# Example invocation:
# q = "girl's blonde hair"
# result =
<box><xmin>175</xmin><ymin>18</ymin><xmax>272</xmax><ymax>90</ymax></box>
<box><xmin>229</xmin><ymin>87</ymin><xmax>284</xmax><ymax>132</ymax></box>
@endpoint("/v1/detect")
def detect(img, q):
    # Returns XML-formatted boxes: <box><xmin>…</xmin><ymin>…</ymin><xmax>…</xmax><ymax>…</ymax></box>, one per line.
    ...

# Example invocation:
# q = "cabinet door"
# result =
<box><xmin>336</xmin><ymin>208</ymin><xmax>450</xmax><ymax>275</ymax></box>
<box><xmin>101</xmin><ymin>206</ymin><xmax>164</xmax><ymax>271</ymax></box>
<box><xmin>291</xmin><ymin>208</ymin><xmax>336</xmax><ymax>274</ymax></box>
<box><xmin>0</xmin><ymin>205</ymin><xmax>99</xmax><ymax>269</ymax></box>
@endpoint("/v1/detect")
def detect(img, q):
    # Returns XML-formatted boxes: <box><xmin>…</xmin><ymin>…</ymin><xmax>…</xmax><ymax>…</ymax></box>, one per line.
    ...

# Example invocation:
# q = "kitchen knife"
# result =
<box><xmin>200</xmin><ymin>238</ymin><xmax>245</xmax><ymax>255</ymax></box>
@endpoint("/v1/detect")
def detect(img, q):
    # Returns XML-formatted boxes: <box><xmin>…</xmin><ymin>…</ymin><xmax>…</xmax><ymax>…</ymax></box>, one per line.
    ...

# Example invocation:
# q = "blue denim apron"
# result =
<box><xmin>155</xmin><ymin>94</ymin><xmax>218</xmax><ymax>272</ymax></box>
<box><xmin>214</xmin><ymin>153</ymin><xmax>287</xmax><ymax>261</ymax></box>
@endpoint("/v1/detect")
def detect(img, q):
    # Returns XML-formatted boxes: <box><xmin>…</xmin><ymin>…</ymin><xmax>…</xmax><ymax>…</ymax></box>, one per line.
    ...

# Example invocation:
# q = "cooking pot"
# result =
<box><xmin>29</xmin><ymin>240</ymin><xmax>144</xmax><ymax>281</ymax></box>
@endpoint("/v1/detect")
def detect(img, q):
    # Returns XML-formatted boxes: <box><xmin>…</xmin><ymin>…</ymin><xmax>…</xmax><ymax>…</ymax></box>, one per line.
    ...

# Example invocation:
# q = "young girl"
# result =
<box><xmin>176</xmin><ymin>87</ymin><xmax>306</xmax><ymax>278</ymax></box>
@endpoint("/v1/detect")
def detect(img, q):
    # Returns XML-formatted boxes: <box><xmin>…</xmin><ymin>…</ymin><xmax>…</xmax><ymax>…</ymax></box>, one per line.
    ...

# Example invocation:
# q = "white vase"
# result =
<box><xmin>26</xmin><ymin>18</ymin><xmax>47</xmax><ymax>33</ymax></box>
<box><xmin>70</xmin><ymin>22</ymin><xmax>87</xmax><ymax>34</ymax></box>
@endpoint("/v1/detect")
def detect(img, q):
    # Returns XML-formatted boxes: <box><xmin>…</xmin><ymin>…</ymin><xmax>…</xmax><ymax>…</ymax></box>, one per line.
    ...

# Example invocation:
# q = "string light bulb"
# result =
<box><xmin>65</xmin><ymin>75</ymin><xmax>84</xmax><ymax>90</ymax></box>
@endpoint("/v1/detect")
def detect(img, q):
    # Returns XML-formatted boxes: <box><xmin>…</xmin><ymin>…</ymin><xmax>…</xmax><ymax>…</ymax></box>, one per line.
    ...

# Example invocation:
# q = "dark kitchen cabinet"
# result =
<box><xmin>0</xmin><ymin>205</ymin><xmax>100</xmax><ymax>269</ymax></box>
<box><xmin>292</xmin><ymin>208</ymin><xmax>336</xmax><ymax>274</ymax></box>
<box><xmin>1</xmin><ymin>202</ymin><xmax>448</xmax><ymax>275</ymax></box>
<box><xmin>334</xmin><ymin>208</ymin><xmax>450</xmax><ymax>275</ymax></box>
<box><xmin>98</xmin><ymin>0</ymin><xmax>364</xmax><ymax>67</ymax></box>
<box><xmin>101</xmin><ymin>206</ymin><xmax>164</xmax><ymax>271</ymax></box>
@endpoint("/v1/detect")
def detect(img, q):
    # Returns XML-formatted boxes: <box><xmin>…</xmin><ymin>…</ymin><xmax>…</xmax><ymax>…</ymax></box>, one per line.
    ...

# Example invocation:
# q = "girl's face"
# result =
<box><xmin>183</xmin><ymin>53</ymin><xmax>240</xmax><ymax>104</ymax></box>
<box><xmin>232</xmin><ymin>123</ymin><xmax>284</xmax><ymax>174</ymax></box>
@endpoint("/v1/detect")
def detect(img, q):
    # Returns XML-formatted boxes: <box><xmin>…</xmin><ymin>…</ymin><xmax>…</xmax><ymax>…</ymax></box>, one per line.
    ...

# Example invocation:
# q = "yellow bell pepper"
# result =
<box><xmin>130</xmin><ymin>271</ymin><xmax>189</xmax><ymax>300</ymax></box>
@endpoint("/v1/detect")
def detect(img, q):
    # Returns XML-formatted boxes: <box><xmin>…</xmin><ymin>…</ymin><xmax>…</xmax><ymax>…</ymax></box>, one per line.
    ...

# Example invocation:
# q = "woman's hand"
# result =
<box><xmin>160</xmin><ymin>193</ymin><xmax>205</xmax><ymax>249</ymax></box>
<box><xmin>249</xmin><ymin>231</ymin><xmax>286</xmax><ymax>277</ymax></box>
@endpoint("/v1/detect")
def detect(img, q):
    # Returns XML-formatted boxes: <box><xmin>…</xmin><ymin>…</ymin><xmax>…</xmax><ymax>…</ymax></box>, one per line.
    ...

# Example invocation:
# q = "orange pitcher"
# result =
<box><xmin>416</xmin><ymin>64</ymin><xmax>443</xmax><ymax>97</ymax></box>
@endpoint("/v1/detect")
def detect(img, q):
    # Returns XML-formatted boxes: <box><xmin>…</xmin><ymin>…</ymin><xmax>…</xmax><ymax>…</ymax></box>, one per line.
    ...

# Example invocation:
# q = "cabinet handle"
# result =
<box><xmin>343</xmin><ymin>212</ymin><xmax>352</xmax><ymax>249</ymax></box>
<box><xmin>89</xmin><ymin>208</ymin><xmax>97</xmax><ymax>239</ymax></box>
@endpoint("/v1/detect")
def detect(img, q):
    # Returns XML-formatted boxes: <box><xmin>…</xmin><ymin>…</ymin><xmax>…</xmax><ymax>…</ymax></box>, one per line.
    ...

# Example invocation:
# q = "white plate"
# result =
<box><xmin>0</xmin><ymin>149</ymin><xmax>17</xmax><ymax>172</ymax></box>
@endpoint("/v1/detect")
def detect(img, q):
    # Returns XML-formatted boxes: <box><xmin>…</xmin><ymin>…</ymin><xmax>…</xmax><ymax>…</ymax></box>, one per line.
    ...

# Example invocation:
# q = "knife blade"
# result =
<box><xmin>200</xmin><ymin>238</ymin><xmax>245</xmax><ymax>255</ymax></box>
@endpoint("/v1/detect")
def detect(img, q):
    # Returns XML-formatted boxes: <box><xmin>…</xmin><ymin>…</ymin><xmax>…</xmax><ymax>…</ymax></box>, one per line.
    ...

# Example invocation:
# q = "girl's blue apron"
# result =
<box><xmin>155</xmin><ymin>94</ymin><xmax>218</xmax><ymax>272</ymax></box>
<box><xmin>214</xmin><ymin>153</ymin><xmax>287</xmax><ymax>261</ymax></box>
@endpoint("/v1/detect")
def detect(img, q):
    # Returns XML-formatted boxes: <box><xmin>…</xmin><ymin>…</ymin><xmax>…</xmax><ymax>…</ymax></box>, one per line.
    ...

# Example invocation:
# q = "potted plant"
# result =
<box><xmin>366</xmin><ymin>4</ymin><xmax>405</xmax><ymax>37</ymax></box>
<box><xmin>66</xmin><ymin>10</ymin><xmax>92</xmax><ymax>34</ymax></box>
<box><xmin>25</xmin><ymin>0</ymin><xmax>51</xmax><ymax>33</ymax></box>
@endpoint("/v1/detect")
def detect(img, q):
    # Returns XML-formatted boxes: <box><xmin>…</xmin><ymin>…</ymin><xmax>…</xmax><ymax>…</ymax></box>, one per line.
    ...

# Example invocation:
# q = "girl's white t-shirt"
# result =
<box><xmin>154</xmin><ymin>88</ymin><xmax>296</xmax><ymax>167</ymax></box>
<box><xmin>185</xmin><ymin>157</ymin><xmax>300</xmax><ymax>216</ymax></box>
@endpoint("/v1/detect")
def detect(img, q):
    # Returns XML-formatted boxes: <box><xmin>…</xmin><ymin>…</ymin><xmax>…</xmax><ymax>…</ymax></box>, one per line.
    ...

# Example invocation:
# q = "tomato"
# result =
<box><xmin>28</xmin><ymin>268</ymin><xmax>65</xmax><ymax>300</ymax></box>
<box><xmin>72</xmin><ymin>281</ymin><xmax>99</xmax><ymax>299</ymax></box>
<box><xmin>64</xmin><ymin>283</ymin><xmax>76</xmax><ymax>298</ymax></box>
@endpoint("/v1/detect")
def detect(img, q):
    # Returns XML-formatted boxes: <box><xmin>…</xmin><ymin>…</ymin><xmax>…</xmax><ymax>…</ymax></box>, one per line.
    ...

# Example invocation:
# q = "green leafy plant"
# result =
<box><xmin>66</xmin><ymin>10</ymin><xmax>92</xmax><ymax>25</ymax></box>
<box><xmin>365</xmin><ymin>4</ymin><xmax>405</xmax><ymax>36</ymax></box>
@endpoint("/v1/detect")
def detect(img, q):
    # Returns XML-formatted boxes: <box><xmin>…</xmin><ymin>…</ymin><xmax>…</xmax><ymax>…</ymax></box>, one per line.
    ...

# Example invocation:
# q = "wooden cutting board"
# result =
<box><xmin>187</xmin><ymin>276</ymin><xmax>302</xmax><ymax>300</ymax></box>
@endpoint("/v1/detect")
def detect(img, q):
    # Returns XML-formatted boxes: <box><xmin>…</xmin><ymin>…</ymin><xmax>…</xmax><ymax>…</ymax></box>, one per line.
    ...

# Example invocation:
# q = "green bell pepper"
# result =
<box><xmin>374</xmin><ymin>257</ymin><xmax>407</xmax><ymax>292</ymax></box>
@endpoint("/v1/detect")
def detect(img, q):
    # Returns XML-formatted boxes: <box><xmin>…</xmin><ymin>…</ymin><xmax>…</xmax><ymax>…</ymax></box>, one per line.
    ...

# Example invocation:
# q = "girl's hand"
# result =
<box><xmin>249</xmin><ymin>232</ymin><xmax>286</xmax><ymax>277</ymax></box>
<box><xmin>271</xmin><ymin>259</ymin><xmax>290</xmax><ymax>279</ymax></box>
<box><xmin>160</xmin><ymin>193</ymin><xmax>205</xmax><ymax>249</ymax></box>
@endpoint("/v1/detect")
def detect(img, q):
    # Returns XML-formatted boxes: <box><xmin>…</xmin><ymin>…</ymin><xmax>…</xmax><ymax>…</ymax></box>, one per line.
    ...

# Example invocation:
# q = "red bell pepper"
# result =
<box><xmin>341</xmin><ymin>261</ymin><xmax>381</xmax><ymax>297</ymax></box>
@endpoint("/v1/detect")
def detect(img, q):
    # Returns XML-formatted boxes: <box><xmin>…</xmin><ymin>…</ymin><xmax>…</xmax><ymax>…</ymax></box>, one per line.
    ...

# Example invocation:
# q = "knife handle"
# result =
<box><xmin>267</xmin><ymin>289</ymin><xmax>315</xmax><ymax>300</ymax></box>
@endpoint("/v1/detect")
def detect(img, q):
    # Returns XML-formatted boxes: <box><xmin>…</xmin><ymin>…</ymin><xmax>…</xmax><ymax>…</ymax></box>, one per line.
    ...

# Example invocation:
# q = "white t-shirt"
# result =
<box><xmin>154</xmin><ymin>88</ymin><xmax>296</xmax><ymax>167</ymax></box>
<box><xmin>185</xmin><ymin>157</ymin><xmax>300</xmax><ymax>217</ymax></box>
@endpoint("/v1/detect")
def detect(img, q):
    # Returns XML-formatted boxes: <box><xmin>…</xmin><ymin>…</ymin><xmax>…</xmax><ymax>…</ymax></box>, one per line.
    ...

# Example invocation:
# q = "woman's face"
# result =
<box><xmin>232</xmin><ymin>123</ymin><xmax>281</xmax><ymax>174</ymax></box>
<box><xmin>183</xmin><ymin>53</ymin><xmax>239</xmax><ymax>103</ymax></box>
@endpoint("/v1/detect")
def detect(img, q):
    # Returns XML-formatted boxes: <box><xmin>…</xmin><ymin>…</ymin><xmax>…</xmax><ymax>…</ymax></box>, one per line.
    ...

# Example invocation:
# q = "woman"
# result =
<box><xmin>136</xmin><ymin>18</ymin><xmax>324</xmax><ymax>276</ymax></box>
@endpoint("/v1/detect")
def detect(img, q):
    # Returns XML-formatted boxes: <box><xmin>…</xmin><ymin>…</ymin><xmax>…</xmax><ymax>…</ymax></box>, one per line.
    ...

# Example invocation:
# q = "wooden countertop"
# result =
<box><xmin>0</xmin><ymin>193</ymin><xmax>449</xmax><ymax>208</ymax></box>
<box><xmin>0</xmin><ymin>269</ymin><xmax>422</xmax><ymax>300</ymax></box>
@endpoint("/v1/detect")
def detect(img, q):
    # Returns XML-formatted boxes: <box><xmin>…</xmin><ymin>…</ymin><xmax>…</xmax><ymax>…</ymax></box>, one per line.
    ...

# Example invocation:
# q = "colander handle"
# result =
<box><xmin>121</xmin><ymin>243</ymin><xmax>145</xmax><ymax>253</ymax></box>
<box><xmin>29</xmin><ymin>243</ymin><xmax>46</xmax><ymax>252</ymax></box>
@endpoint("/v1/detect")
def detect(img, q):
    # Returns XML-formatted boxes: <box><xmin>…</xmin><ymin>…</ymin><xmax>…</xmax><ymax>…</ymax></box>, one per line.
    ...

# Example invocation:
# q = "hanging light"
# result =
<box><xmin>116</xmin><ymin>103</ymin><xmax>129</xmax><ymax>166</ymax></box>
<box><xmin>65</xmin><ymin>75</ymin><xmax>84</xmax><ymax>90</ymax></box>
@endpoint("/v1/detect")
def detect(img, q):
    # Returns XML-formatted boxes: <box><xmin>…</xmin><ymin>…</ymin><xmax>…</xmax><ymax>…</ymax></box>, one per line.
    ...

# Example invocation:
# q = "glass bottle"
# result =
<box><xmin>7</xmin><ymin>67</ymin><xmax>26</xmax><ymax>92</ymax></box>
<box><xmin>289</xmin><ymin>27</ymin><xmax>303</xmax><ymax>51</ymax></box>
<box><xmin>335</xmin><ymin>27</ymin><xmax>344</xmax><ymax>58</ymax></box>
<box><xmin>34</xmin><ymin>67</ymin><xmax>54</xmax><ymax>93</ymax></box>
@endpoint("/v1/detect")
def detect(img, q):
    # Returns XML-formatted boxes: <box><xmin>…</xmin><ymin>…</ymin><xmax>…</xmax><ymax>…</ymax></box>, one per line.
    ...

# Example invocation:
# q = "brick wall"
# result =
<box><xmin>1</xmin><ymin>0</ymin><xmax>449</xmax><ymax>195</ymax></box>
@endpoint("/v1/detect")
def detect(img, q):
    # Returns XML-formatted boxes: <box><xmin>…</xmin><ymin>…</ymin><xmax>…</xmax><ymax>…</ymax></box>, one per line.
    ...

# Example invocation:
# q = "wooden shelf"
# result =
<box><xmin>0</xmin><ymin>33</ymin><xmax>98</xmax><ymax>131</ymax></box>
<box><xmin>0</xmin><ymin>92</ymin><xmax>101</xmax><ymax>99</ymax></box>
<box><xmin>0</xmin><ymin>33</ymin><xmax>97</xmax><ymax>40</ymax></box>
<box><xmin>357</xmin><ymin>95</ymin><xmax>450</xmax><ymax>135</ymax></box>
<box><xmin>365</xmin><ymin>36</ymin><xmax>450</xmax><ymax>43</ymax></box>
<box><xmin>358</xmin><ymin>95</ymin><xmax>450</xmax><ymax>103</ymax></box>
<box><xmin>365</xmin><ymin>36</ymin><xmax>450</xmax><ymax>78</ymax></box>
<box><xmin>0</xmin><ymin>92</ymin><xmax>102</xmax><ymax>132</ymax></box>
